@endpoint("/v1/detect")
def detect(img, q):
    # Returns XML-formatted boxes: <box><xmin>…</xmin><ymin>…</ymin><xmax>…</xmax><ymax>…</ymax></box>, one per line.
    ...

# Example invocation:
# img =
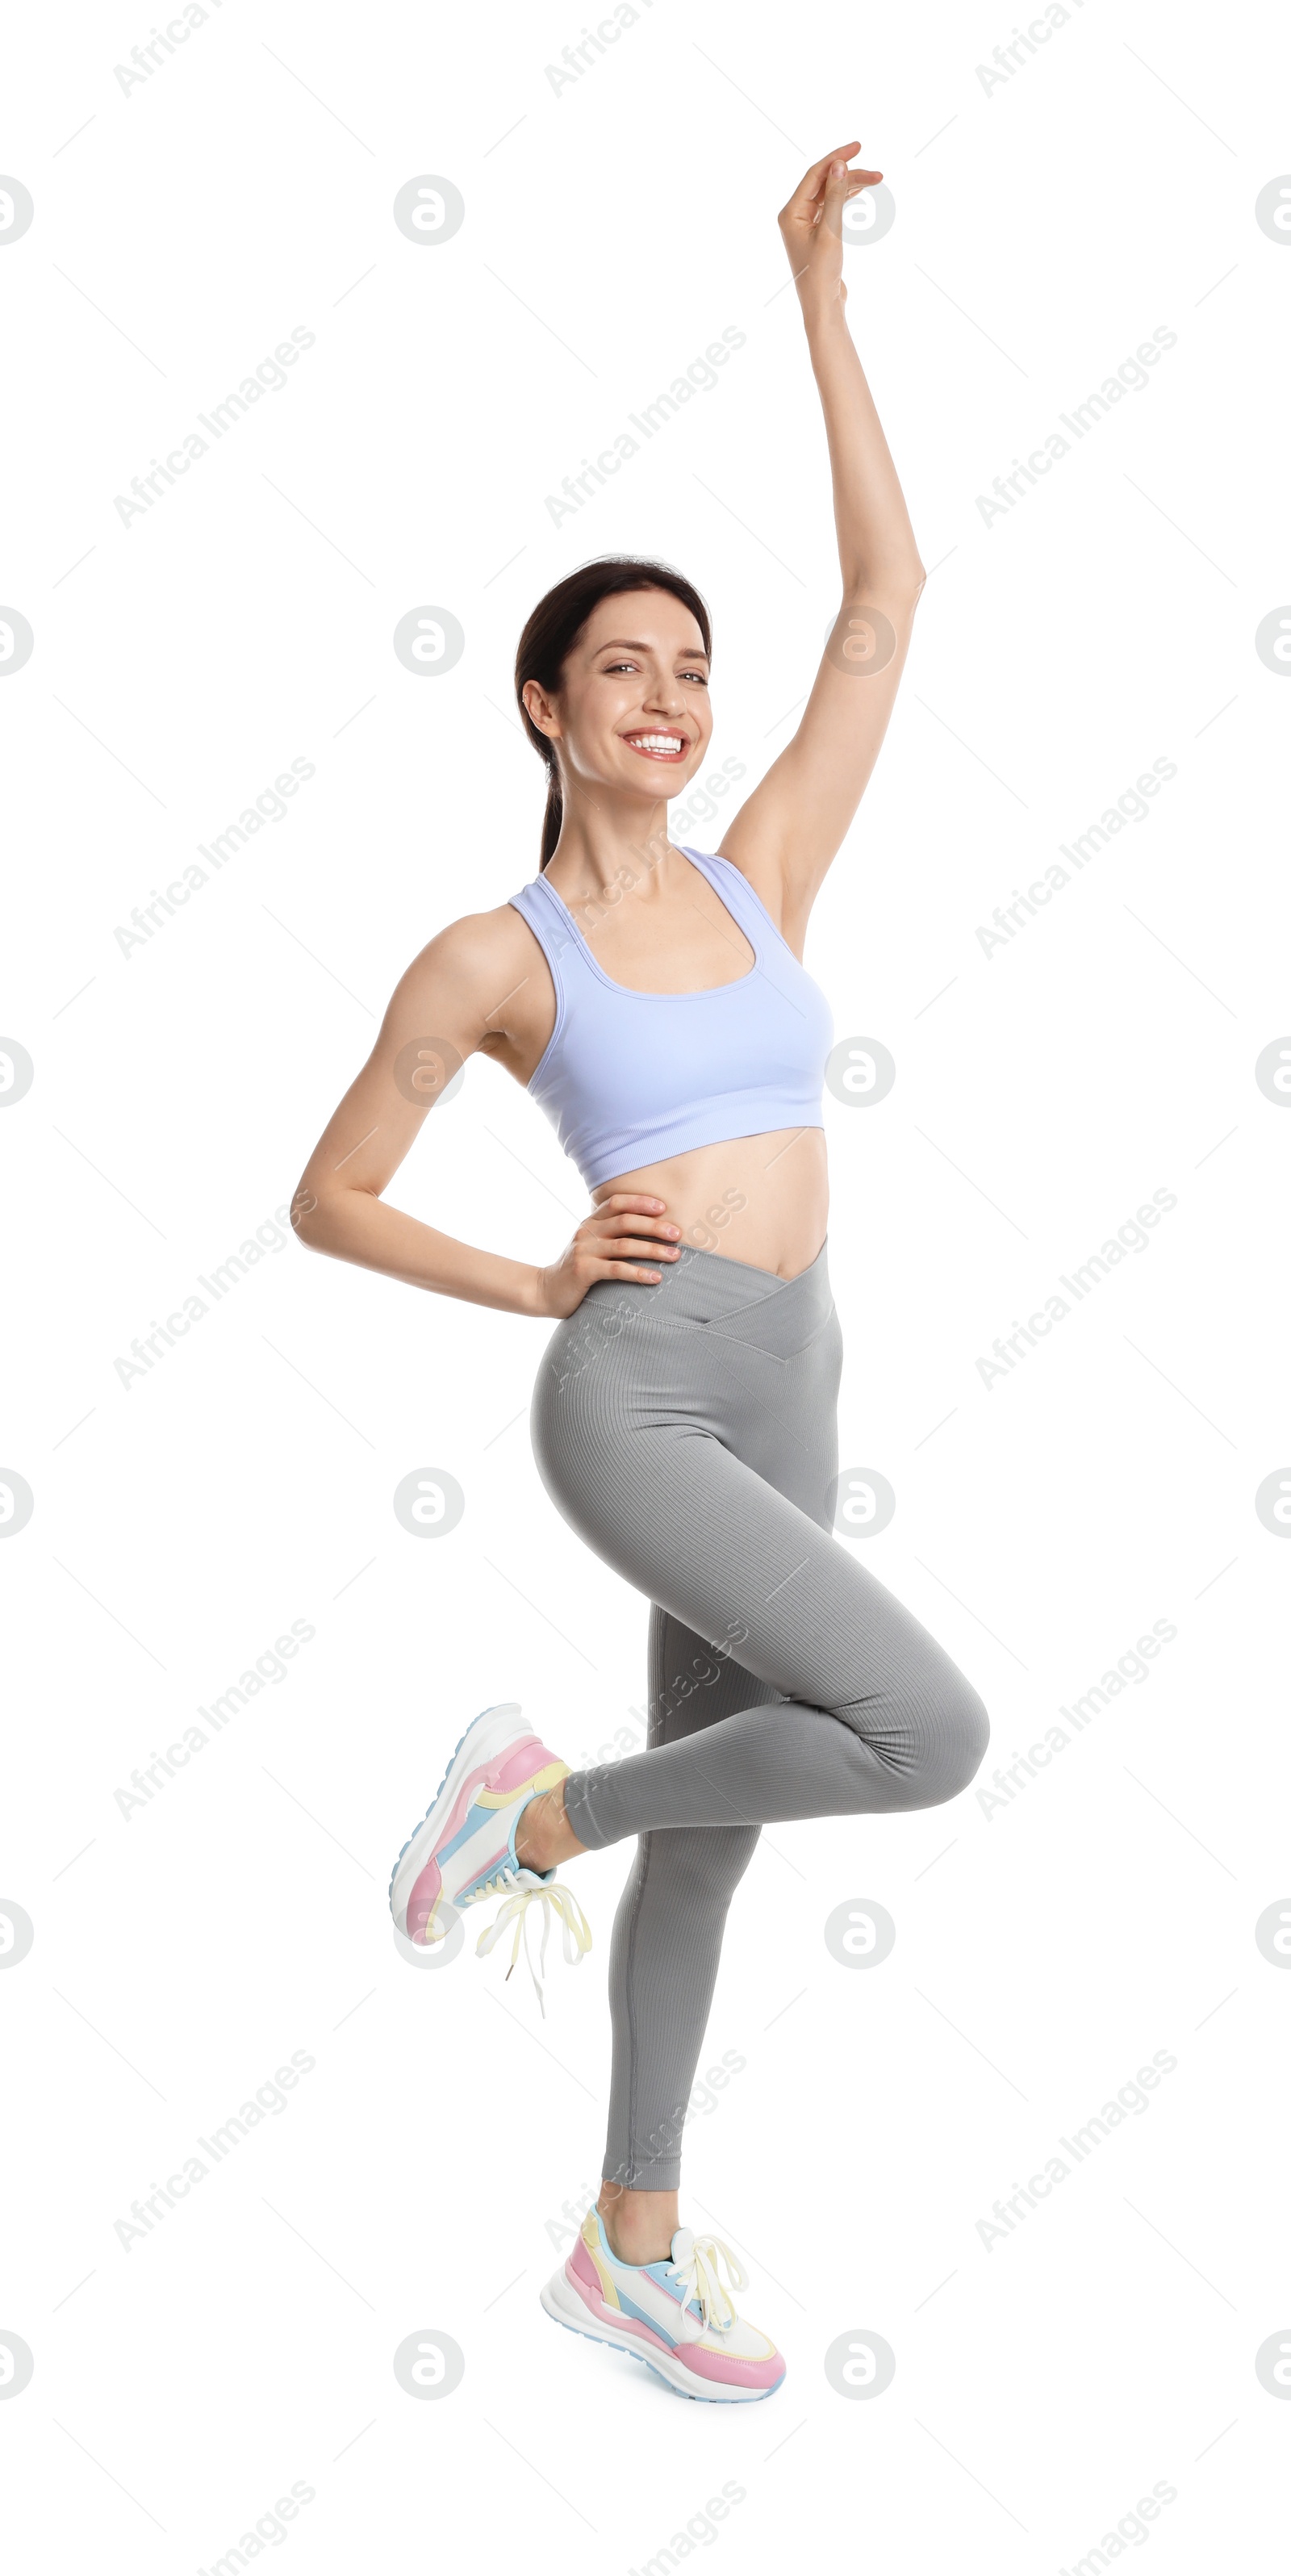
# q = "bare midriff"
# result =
<box><xmin>591</xmin><ymin>1127</ymin><xmax>829</xmax><ymax>1282</ymax></box>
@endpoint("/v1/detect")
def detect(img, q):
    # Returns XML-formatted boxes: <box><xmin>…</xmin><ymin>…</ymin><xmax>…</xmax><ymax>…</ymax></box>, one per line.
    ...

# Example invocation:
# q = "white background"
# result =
<box><xmin>2</xmin><ymin>1</ymin><xmax>1289</xmax><ymax>2568</ymax></box>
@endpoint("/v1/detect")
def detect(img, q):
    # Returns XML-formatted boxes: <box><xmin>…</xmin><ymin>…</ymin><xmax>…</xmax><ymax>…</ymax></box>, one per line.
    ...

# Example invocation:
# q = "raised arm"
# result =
<box><xmin>718</xmin><ymin>143</ymin><xmax>926</xmax><ymax>945</ymax></box>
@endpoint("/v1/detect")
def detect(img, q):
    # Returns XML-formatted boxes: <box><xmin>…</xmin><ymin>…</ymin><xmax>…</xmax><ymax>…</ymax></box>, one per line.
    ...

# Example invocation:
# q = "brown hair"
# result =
<box><xmin>513</xmin><ymin>556</ymin><xmax>712</xmax><ymax>868</ymax></box>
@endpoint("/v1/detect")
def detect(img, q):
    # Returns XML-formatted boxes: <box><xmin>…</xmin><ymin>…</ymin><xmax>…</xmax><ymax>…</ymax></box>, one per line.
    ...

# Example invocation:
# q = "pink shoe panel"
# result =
<box><xmin>677</xmin><ymin>2342</ymin><xmax>786</xmax><ymax>2390</ymax></box>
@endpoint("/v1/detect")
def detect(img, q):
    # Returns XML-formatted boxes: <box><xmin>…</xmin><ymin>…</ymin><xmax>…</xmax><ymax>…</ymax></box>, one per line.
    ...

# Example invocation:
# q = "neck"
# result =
<box><xmin>545</xmin><ymin>784</ymin><xmax>677</xmax><ymax>904</ymax></box>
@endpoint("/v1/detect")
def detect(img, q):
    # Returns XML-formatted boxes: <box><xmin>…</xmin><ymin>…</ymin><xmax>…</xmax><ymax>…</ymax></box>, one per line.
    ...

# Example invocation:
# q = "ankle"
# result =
<box><xmin>596</xmin><ymin>2185</ymin><xmax>678</xmax><ymax>2268</ymax></box>
<box><xmin>514</xmin><ymin>1786</ymin><xmax>556</xmax><ymax>1871</ymax></box>
<box><xmin>516</xmin><ymin>1780</ymin><xmax>584</xmax><ymax>1873</ymax></box>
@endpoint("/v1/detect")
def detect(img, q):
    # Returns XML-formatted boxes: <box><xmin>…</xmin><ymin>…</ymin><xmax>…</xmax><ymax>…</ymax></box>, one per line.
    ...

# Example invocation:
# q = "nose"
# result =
<box><xmin>644</xmin><ymin>679</ymin><xmax>685</xmax><ymax>718</ymax></box>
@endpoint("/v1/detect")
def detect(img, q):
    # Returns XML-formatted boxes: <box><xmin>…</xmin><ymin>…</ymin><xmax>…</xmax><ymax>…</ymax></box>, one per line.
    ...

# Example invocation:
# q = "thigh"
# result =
<box><xmin>646</xmin><ymin>1600</ymin><xmax>783</xmax><ymax>1752</ymax></box>
<box><xmin>644</xmin><ymin>1302</ymin><xmax>842</xmax><ymax>1750</ymax></box>
<box><xmin>533</xmin><ymin>1298</ymin><xmax>947</xmax><ymax>1735</ymax></box>
<box><xmin>701</xmin><ymin>1298</ymin><xmax>842</xmax><ymax>1533</ymax></box>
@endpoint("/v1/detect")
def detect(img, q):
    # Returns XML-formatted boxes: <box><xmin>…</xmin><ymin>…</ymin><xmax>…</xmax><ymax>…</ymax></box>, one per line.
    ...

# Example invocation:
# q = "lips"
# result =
<box><xmin>620</xmin><ymin>730</ymin><xmax>690</xmax><ymax>763</ymax></box>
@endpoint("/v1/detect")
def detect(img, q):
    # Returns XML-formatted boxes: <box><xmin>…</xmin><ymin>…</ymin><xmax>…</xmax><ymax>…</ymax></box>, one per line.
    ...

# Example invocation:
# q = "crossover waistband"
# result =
<box><xmin>579</xmin><ymin>1234</ymin><xmax>833</xmax><ymax>1349</ymax></box>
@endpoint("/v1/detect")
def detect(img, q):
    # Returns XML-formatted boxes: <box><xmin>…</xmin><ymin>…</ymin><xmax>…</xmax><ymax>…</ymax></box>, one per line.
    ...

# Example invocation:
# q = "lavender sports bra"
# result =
<box><xmin>507</xmin><ymin>845</ymin><xmax>834</xmax><ymax>1192</ymax></box>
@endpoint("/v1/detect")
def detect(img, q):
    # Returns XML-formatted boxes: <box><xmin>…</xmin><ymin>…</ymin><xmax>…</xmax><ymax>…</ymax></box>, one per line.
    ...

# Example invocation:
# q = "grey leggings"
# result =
<box><xmin>530</xmin><ymin>1237</ymin><xmax>989</xmax><ymax>2191</ymax></box>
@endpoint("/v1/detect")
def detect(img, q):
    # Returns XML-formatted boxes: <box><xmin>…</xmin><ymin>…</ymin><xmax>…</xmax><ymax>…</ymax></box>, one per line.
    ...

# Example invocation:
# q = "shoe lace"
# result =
<box><xmin>666</xmin><ymin>2233</ymin><xmax>749</xmax><ymax>2332</ymax></box>
<box><xmin>474</xmin><ymin>1880</ymin><xmax>592</xmax><ymax>2017</ymax></box>
<box><xmin>462</xmin><ymin>1865</ymin><xmax>520</xmax><ymax>1904</ymax></box>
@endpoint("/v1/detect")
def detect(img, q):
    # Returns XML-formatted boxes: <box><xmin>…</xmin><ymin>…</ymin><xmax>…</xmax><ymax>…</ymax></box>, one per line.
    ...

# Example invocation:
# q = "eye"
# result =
<box><xmin>679</xmin><ymin>668</ymin><xmax>709</xmax><ymax>686</ymax></box>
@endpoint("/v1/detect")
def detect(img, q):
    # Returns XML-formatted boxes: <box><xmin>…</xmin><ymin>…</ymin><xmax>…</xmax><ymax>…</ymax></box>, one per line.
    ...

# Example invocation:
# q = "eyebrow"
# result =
<box><xmin>594</xmin><ymin>637</ymin><xmax>710</xmax><ymax>661</ymax></box>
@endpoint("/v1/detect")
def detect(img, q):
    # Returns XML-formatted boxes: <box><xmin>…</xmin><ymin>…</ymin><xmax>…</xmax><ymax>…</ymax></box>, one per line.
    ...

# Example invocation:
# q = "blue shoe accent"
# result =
<box><xmin>539</xmin><ymin>2303</ymin><xmax>778</xmax><ymax>2404</ymax></box>
<box><xmin>455</xmin><ymin>1789</ymin><xmax>556</xmax><ymax>1908</ymax></box>
<box><xmin>386</xmin><ymin>1704</ymin><xmax>512</xmax><ymax>1906</ymax></box>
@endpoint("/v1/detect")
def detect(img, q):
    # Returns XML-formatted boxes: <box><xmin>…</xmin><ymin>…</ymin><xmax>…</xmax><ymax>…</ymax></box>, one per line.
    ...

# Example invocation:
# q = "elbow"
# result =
<box><xmin>289</xmin><ymin>1181</ymin><xmax>325</xmax><ymax>1251</ymax></box>
<box><xmin>290</xmin><ymin>1178</ymin><xmax>378</xmax><ymax>1258</ymax></box>
<box><xmin>842</xmin><ymin>557</ymin><xmax>926</xmax><ymax>611</ymax></box>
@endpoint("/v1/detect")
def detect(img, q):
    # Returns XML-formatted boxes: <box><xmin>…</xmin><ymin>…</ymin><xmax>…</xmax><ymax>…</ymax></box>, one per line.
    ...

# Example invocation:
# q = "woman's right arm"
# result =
<box><xmin>289</xmin><ymin>907</ymin><xmax>680</xmax><ymax>1318</ymax></box>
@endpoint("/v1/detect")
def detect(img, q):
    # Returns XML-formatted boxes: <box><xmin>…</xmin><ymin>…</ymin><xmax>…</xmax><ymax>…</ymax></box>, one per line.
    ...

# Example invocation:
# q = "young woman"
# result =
<box><xmin>293</xmin><ymin>144</ymin><xmax>989</xmax><ymax>2402</ymax></box>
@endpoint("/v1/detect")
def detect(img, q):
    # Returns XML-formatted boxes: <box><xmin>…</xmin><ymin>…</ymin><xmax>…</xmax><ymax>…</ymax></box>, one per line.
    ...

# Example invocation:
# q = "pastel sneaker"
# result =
<box><xmin>389</xmin><ymin>1703</ymin><xmax>573</xmax><ymax>1948</ymax></box>
<box><xmin>541</xmin><ymin>2209</ymin><xmax>786</xmax><ymax>2402</ymax></box>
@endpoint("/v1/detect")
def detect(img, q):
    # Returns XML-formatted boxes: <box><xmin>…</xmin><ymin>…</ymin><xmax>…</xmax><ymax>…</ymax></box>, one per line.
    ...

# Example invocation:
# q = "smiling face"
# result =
<box><xmin>522</xmin><ymin>588</ymin><xmax>713</xmax><ymax>807</ymax></box>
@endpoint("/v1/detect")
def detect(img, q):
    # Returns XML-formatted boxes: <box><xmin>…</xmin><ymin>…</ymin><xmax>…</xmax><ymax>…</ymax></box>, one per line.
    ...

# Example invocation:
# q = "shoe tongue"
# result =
<box><xmin>670</xmin><ymin>2225</ymin><xmax>695</xmax><ymax>2264</ymax></box>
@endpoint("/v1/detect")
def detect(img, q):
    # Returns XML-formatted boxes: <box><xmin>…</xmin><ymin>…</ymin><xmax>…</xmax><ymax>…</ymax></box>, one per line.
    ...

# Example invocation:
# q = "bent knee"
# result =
<box><xmin>839</xmin><ymin>1669</ymin><xmax>989</xmax><ymax>1810</ymax></box>
<box><xmin>928</xmin><ymin>1675</ymin><xmax>991</xmax><ymax>1801</ymax></box>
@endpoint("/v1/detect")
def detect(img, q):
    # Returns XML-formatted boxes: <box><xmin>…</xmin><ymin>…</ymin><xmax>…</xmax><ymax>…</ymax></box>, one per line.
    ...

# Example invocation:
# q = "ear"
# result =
<box><xmin>521</xmin><ymin>678</ymin><xmax>560</xmax><ymax>738</ymax></box>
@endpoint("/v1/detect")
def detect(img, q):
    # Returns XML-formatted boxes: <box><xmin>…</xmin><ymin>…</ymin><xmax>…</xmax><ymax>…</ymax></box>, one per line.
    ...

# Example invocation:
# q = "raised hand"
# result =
<box><xmin>777</xmin><ymin>143</ymin><xmax>883</xmax><ymax>316</ymax></box>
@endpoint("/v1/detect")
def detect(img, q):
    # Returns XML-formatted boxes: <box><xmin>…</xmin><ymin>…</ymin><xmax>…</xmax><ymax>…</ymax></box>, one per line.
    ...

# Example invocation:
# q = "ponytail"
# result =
<box><xmin>540</xmin><ymin>762</ymin><xmax>562</xmax><ymax>871</ymax></box>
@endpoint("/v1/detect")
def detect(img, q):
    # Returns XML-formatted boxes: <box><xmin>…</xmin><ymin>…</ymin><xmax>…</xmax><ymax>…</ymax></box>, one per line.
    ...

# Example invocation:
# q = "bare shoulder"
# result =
<box><xmin>383</xmin><ymin>893</ymin><xmax>554</xmax><ymax>1075</ymax></box>
<box><xmin>411</xmin><ymin>896</ymin><xmax>532</xmax><ymax>975</ymax></box>
<box><xmin>392</xmin><ymin>897</ymin><xmax>538</xmax><ymax>1012</ymax></box>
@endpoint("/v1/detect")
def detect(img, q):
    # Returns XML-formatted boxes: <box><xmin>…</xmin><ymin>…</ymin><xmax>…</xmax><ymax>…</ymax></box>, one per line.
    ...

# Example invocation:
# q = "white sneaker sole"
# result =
<box><xmin>389</xmin><ymin>1701</ymin><xmax>524</xmax><ymax>1941</ymax></box>
<box><xmin>540</xmin><ymin>2264</ymin><xmax>783</xmax><ymax>2404</ymax></box>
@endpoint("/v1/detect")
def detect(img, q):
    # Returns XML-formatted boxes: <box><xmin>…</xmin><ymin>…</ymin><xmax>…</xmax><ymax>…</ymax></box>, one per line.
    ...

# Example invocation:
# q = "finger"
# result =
<box><xmin>591</xmin><ymin>1192</ymin><xmax>670</xmax><ymax>1215</ymax></box>
<box><xmin>804</xmin><ymin>158</ymin><xmax>877</xmax><ymax>234</ymax></box>
<box><xmin>596</xmin><ymin>1213</ymin><xmax>681</xmax><ymax>1241</ymax></box>
<box><xmin>585</xmin><ymin>1209</ymin><xmax>679</xmax><ymax>1240</ymax></box>
<box><xmin>579</xmin><ymin>1236</ymin><xmax>678</xmax><ymax>1269</ymax></box>
<box><xmin>822</xmin><ymin>169</ymin><xmax>880</xmax><ymax>231</ymax></box>
<box><xmin>802</xmin><ymin>140</ymin><xmax>863</xmax><ymax>190</ymax></box>
<box><xmin>606</xmin><ymin>1235</ymin><xmax>680</xmax><ymax>1261</ymax></box>
<box><xmin>580</xmin><ymin>1254</ymin><xmax>664</xmax><ymax>1284</ymax></box>
<box><xmin>821</xmin><ymin>153</ymin><xmax>869</xmax><ymax>201</ymax></box>
<box><xmin>783</xmin><ymin>142</ymin><xmax>861</xmax><ymax>213</ymax></box>
<box><xmin>815</xmin><ymin>153</ymin><xmax>860</xmax><ymax>235</ymax></box>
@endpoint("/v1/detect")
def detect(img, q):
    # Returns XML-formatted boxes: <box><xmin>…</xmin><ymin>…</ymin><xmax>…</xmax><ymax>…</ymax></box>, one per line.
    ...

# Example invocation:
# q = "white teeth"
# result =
<box><xmin>627</xmin><ymin>734</ymin><xmax>683</xmax><ymax>751</ymax></box>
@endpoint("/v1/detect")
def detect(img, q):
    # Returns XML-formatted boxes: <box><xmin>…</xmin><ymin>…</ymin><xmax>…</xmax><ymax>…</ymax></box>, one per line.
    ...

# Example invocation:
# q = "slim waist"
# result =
<box><xmin>579</xmin><ymin>1233</ymin><xmax>832</xmax><ymax>1337</ymax></box>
